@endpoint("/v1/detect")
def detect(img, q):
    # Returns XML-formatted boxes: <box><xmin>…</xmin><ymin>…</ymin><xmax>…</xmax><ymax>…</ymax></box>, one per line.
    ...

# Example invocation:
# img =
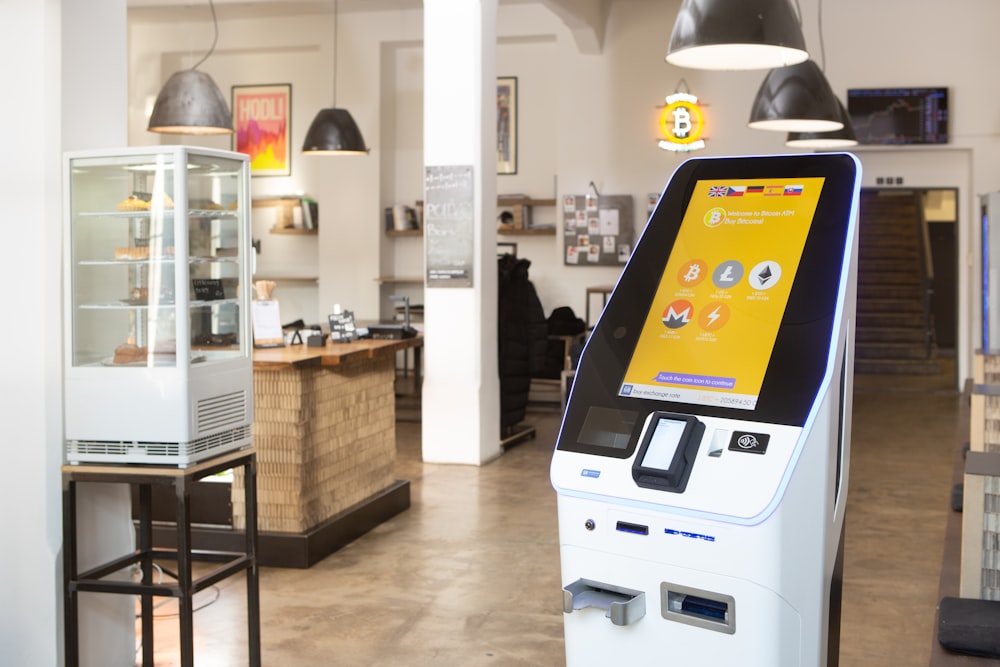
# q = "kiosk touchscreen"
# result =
<box><xmin>551</xmin><ymin>153</ymin><xmax>861</xmax><ymax>667</ymax></box>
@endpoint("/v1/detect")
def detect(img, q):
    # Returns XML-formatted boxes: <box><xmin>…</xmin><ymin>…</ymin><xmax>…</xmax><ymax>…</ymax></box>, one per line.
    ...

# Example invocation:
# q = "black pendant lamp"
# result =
<box><xmin>302</xmin><ymin>0</ymin><xmax>369</xmax><ymax>155</ymax></box>
<box><xmin>666</xmin><ymin>0</ymin><xmax>809</xmax><ymax>71</ymax></box>
<box><xmin>748</xmin><ymin>59</ymin><xmax>843</xmax><ymax>132</ymax></box>
<box><xmin>147</xmin><ymin>0</ymin><xmax>232</xmax><ymax>135</ymax></box>
<box><xmin>786</xmin><ymin>99</ymin><xmax>858</xmax><ymax>148</ymax></box>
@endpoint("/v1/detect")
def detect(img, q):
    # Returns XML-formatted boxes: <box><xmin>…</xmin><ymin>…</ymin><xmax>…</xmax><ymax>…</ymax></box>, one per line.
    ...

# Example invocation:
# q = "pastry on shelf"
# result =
<box><xmin>129</xmin><ymin>287</ymin><xmax>148</xmax><ymax>303</ymax></box>
<box><xmin>116</xmin><ymin>195</ymin><xmax>149</xmax><ymax>212</ymax></box>
<box><xmin>112</xmin><ymin>342</ymin><xmax>147</xmax><ymax>365</ymax></box>
<box><xmin>114</xmin><ymin>246</ymin><xmax>150</xmax><ymax>260</ymax></box>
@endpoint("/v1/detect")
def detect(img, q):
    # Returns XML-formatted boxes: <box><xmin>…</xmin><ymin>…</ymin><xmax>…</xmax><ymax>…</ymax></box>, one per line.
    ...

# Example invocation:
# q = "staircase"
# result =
<box><xmin>854</xmin><ymin>189</ymin><xmax>940</xmax><ymax>375</ymax></box>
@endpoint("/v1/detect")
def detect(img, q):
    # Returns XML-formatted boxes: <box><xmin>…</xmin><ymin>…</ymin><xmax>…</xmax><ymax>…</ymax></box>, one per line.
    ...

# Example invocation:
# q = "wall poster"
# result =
<box><xmin>563</xmin><ymin>194</ymin><xmax>634</xmax><ymax>266</ymax></box>
<box><xmin>231</xmin><ymin>84</ymin><xmax>291</xmax><ymax>177</ymax></box>
<box><xmin>497</xmin><ymin>77</ymin><xmax>517</xmax><ymax>175</ymax></box>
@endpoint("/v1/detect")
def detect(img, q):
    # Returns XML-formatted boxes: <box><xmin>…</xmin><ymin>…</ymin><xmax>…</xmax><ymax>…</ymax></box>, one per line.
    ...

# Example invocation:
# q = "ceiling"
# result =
<box><xmin>126</xmin><ymin>0</ymin><xmax>612</xmax><ymax>53</ymax></box>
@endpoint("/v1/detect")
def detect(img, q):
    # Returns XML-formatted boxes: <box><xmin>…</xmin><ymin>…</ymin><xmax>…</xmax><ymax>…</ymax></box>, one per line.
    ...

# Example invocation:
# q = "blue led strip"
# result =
<box><xmin>664</xmin><ymin>528</ymin><xmax>716</xmax><ymax>542</ymax></box>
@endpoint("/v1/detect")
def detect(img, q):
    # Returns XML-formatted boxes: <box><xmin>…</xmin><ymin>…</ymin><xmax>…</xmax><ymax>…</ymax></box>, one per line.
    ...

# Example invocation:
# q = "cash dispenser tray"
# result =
<box><xmin>661</xmin><ymin>582</ymin><xmax>736</xmax><ymax>634</ymax></box>
<box><xmin>563</xmin><ymin>578</ymin><xmax>646</xmax><ymax>626</ymax></box>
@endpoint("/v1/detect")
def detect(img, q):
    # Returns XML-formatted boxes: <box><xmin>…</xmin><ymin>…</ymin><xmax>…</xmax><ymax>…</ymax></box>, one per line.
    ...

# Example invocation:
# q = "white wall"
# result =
<box><xmin>128</xmin><ymin>0</ymin><xmax>1000</xmax><ymax>383</ymax></box>
<box><xmin>2</xmin><ymin>0</ymin><xmax>134</xmax><ymax>664</ymax></box>
<box><xmin>0</xmin><ymin>4</ymin><xmax>64</xmax><ymax>664</ymax></box>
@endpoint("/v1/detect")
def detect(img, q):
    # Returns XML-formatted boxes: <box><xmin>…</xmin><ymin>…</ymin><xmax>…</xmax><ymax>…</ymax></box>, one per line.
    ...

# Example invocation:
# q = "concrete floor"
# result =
<box><xmin>139</xmin><ymin>368</ymin><xmax>961</xmax><ymax>666</ymax></box>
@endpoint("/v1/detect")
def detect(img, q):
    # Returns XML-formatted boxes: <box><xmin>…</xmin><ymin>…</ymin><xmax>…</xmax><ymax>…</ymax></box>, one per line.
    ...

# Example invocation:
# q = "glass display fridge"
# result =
<box><xmin>63</xmin><ymin>146</ymin><xmax>253</xmax><ymax>466</ymax></box>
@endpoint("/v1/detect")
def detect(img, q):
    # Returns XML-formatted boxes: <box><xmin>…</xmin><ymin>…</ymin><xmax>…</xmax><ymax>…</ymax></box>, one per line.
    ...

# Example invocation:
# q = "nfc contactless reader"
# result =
<box><xmin>551</xmin><ymin>153</ymin><xmax>861</xmax><ymax>666</ymax></box>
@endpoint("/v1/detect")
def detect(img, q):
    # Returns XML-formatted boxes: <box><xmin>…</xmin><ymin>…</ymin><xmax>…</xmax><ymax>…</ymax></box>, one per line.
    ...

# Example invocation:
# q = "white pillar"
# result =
<box><xmin>0</xmin><ymin>1</ymin><xmax>64</xmax><ymax>664</ymax></box>
<box><xmin>61</xmin><ymin>0</ymin><xmax>137</xmax><ymax>663</ymax></box>
<box><xmin>0</xmin><ymin>0</ymin><xmax>133</xmax><ymax>664</ymax></box>
<box><xmin>421</xmin><ymin>0</ymin><xmax>501</xmax><ymax>464</ymax></box>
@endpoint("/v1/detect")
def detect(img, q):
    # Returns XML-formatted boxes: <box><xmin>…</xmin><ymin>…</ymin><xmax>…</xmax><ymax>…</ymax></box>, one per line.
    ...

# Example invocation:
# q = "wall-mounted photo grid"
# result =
<box><xmin>562</xmin><ymin>194</ymin><xmax>634</xmax><ymax>266</ymax></box>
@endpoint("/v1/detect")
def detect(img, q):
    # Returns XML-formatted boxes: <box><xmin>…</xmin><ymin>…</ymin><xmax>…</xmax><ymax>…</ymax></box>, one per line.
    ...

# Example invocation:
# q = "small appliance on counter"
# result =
<box><xmin>368</xmin><ymin>294</ymin><xmax>419</xmax><ymax>339</ymax></box>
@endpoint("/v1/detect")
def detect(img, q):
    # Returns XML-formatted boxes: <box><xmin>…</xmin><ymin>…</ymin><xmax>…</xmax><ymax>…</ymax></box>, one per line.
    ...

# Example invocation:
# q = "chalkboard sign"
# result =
<box><xmin>425</xmin><ymin>165</ymin><xmax>474</xmax><ymax>287</ymax></box>
<box><xmin>192</xmin><ymin>278</ymin><xmax>225</xmax><ymax>300</ymax></box>
<box><xmin>328</xmin><ymin>310</ymin><xmax>357</xmax><ymax>343</ymax></box>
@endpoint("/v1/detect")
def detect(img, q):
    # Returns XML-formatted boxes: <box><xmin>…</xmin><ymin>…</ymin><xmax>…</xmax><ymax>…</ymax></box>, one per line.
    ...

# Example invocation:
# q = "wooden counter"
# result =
<box><xmin>251</xmin><ymin>336</ymin><xmax>422</xmax><ymax>370</ymax></box>
<box><xmin>931</xmin><ymin>380</ymin><xmax>1000</xmax><ymax>665</ymax></box>
<box><xmin>147</xmin><ymin>336</ymin><xmax>421</xmax><ymax>568</ymax></box>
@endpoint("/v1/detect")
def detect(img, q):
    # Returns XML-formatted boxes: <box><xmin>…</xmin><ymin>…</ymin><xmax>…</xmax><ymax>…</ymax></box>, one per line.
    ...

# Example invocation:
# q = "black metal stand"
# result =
<box><xmin>63</xmin><ymin>447</ymin><xmax>260</xmax><ymax>667</ymax></box>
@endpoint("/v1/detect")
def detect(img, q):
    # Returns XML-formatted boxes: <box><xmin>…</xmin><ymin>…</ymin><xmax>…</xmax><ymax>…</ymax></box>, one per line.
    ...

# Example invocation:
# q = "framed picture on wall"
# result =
<box><xmin>231</xmin><ymin>84</ymin><xmax>291</xmax><ymax>177</ymax></box>
<box><xmin>497</xmin><ymin>77</ymin><xmax>518</xmax><ymax>175</ymax></box>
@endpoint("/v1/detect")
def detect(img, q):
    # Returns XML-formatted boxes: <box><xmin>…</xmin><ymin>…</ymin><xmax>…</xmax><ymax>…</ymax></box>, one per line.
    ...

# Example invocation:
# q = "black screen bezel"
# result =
<box><xmin>557</xmin><ymin>153</ymin><xmax>858</xmax><ymax>459</ymax></box>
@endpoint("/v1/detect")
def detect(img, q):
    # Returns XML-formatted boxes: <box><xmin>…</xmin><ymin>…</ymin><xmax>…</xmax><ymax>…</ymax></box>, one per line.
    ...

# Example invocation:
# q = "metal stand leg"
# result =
<box><xmin>139</xmin><ymin>484</ymin><xmax>154</xmax><ymax>667</ymax></box>
<box><xmin>62</xmin><ymin>477</ymin><xmax>79</xmax><ymax>667</ymax></box>
<box><xmin>175</xmin><ymin>478</ymin><xmax>194</xmax><ymax>667</ymax></box>
<box><xmin>245</xmin><ymin>456</ymin><xmax>261</xmax><ymax>667</ymax></box>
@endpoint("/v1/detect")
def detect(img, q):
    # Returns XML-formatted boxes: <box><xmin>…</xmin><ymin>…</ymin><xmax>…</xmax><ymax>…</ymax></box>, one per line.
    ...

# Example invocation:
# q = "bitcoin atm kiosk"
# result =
<box><xmin>551</xmin><ymin>153</ymin><xmax>861</xmax><ymax>666</ymax></box>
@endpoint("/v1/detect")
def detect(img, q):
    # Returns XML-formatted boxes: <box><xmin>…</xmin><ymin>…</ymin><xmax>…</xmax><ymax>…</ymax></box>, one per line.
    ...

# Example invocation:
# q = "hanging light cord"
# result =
<box><xmin>793</xmin><ymin>0</ymin><xmax>826</xmax><ymax>70</ymax></box>
<box><xmin>191</xmin><ymin>0</ymin><xmax>220</xmax><ymax>71</ymax></box>
<box><xmin>817</xmin><ymin>0</ymin><xmax>826</xmax><ymax>71</ymax></box>
<box><xmin>333</xmin><ymin>0</ymin><xmax>339</xmax><ymax>106</ymax></box>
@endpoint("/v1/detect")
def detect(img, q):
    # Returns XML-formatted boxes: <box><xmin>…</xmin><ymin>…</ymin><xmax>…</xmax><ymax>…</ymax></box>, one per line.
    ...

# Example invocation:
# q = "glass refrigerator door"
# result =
<box><xmin>186</xmin><ymin>153</ymin><xmax>246</xmax><ymax>362</ymax></box>
<box><xmin>69</xmin><ymin>153</ymin><xmax>179</xmax><ymax>368</ymax></box>
<box><xmin>68</xmin><ymin>149</ymin><xmax>247</xmax><ymax>369</ymax></box>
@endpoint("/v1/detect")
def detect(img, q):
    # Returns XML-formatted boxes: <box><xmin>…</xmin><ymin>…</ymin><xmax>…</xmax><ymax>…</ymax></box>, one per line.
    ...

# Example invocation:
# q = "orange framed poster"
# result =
<box><xmin>232</xmin><ymin>84</ymin><xmax>291</xmax><ymax>177</ymax></box>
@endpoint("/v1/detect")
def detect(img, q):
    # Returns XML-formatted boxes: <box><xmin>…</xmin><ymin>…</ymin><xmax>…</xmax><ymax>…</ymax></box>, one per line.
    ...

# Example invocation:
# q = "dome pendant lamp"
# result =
<box><xmin>747</xmin><ymin>59</ymin><xmax>843</xmax><ymax>132</ymax></box>
<box><xmin>147</xmin><ymin>0</ymin><xmax>233</xmax><ymax>135</ymax></box>
<box><xmin>666</xmin><ymin>0</ymin><xmax>809</xmax><ymax>71</ymax></box>
<box><xmin>302</xmin><ymin>0</ymin><xmax>369</xmax><ymax>155</ymax></box>
<box><xmin>786</xmin><ymin>99</ymin><xmax>858</xmax><ymax>148</ymax></box>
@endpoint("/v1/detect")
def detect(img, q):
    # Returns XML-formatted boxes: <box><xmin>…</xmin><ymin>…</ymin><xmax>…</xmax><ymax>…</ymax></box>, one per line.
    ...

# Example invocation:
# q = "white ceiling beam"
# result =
<box><xmin>539</xmin><ymin>0</ymin><xmax>609</xmax><ymax>54</ymax></box>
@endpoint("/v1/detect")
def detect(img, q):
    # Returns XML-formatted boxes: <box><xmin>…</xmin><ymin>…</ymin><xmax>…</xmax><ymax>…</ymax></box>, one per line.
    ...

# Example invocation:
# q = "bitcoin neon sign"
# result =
<box><xmin>658</xmin><ymin>92</ymin><xmax>706</xmax><ymax>153</ymax></box>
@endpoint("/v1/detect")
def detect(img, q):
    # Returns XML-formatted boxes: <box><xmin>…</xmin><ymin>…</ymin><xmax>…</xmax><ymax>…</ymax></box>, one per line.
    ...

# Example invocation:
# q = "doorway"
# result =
<box><xmin>921</xmin><ymin>188</ymin><xmax>958</xmax><ymax>352</ymax></box>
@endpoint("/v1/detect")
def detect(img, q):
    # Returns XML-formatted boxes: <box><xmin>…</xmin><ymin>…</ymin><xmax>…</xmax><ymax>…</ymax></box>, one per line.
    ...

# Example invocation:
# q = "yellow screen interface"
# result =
<box><xmin>620</xmin><ymin>177</ymin><xmax>825</xmax><ymax>410</ymax></box>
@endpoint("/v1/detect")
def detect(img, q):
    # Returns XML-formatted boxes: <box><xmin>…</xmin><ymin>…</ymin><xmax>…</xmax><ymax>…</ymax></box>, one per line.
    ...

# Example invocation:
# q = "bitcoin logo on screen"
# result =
<box><xmin>677</xmin><ymin>259</ymin><xmax>707</xmax><ymax>287</ymax></box>
<box><xmin>704</xmin><ymin>207</ymin><xmax>727</xmax><ymax>228</ymax></box>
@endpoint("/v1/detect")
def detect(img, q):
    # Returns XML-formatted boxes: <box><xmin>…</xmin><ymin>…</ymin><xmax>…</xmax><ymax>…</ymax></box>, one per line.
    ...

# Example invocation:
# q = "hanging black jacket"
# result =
<box><xmin>497</xmin><ymin>254</ymin><xmax>548</xmax><ymax>429</ymax></box>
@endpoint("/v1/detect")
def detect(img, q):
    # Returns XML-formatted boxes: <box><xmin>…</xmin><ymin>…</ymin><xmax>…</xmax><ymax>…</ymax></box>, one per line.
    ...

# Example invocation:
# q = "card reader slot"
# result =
<box><xmin>661</xmin><ymin>582</ymin><xmax>736</xmax><ymax>634</ymax></box>
<box><xmin>616</xmin><ymin>520</ymin><xmax>649</xmax><ymax>535</ymax></box>
<box><xmin>563</xmin><ymin>578</ymin><xmax>646</xmax><ymax>626</ymax></box>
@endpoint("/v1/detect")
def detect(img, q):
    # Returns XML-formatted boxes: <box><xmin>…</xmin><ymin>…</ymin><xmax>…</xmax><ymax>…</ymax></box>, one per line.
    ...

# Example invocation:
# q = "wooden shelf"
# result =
<box><xmin>386</xmin><ymin>229</ymin><xmax>422</xmax><ymax>237</ymax></box>
<box><xmin>376</xmin><ymin>277</ymin><xmax>423</xmax><ymax>284</ymax></box>
<box><xmin>498</xmin><ymin>196</ymin><xmax>557</xmax><ymax>207</ymax></box>
<box><xmin>253</xmin><ymin>276</ymin><xmax>318</xmax><ymax>284</ymax></box>
<box><xmin>499</xmin><ymin>227</ymin><xmax>556</xmax><ymax>236</ymax></box>
<box><xmin>269</xmin><ymin>227</ymin><xmax>317</xmax><ymax>235</ymax></box>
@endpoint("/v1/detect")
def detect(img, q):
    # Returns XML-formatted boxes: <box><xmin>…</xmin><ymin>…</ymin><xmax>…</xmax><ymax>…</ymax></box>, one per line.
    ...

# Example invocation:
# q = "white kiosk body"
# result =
<box><xmin>551</xmin><ymin>154</ymin><xmax>861</xmax><ymax>666</ymax></box>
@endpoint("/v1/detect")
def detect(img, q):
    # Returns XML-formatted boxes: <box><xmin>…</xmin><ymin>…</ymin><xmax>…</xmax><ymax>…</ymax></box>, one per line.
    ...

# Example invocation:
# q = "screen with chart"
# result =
<box><xmin>847</xmin><ymin>87</ymin><xmax>948</xmax><ymax>145</ymax></box>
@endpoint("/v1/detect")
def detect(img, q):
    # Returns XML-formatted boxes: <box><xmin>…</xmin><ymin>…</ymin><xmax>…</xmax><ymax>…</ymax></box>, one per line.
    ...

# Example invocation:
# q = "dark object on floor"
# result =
<box><xmin>547</xmin><ymin>306</ymin><xmax>586</xmax><ymax>336</ymax></box>
<box><xmin>498</xmin><ymin>254</ymin><xmax>548</xmax><ymax>429</ymax></box>
<box><xmin>952</xmin><ymin>482</ymin><xmax>963</xmax><ymax>512</ymax></box>
<box><xmin>938</xmin><ymin>596</ymin><xmax>1000</xmax><ymax>657</ymax></box>
<box><xmin>539</xmin><ymin>306</ymin><xmax>588</xmax><ymax>379</ymax></box>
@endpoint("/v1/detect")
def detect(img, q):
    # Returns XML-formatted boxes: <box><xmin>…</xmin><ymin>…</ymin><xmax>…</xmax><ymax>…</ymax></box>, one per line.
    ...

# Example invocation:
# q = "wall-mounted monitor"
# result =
<box><xmin>847</xmin><ymin>87</ymin><xmax>948</xmax><ymax>145</ymax></box>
